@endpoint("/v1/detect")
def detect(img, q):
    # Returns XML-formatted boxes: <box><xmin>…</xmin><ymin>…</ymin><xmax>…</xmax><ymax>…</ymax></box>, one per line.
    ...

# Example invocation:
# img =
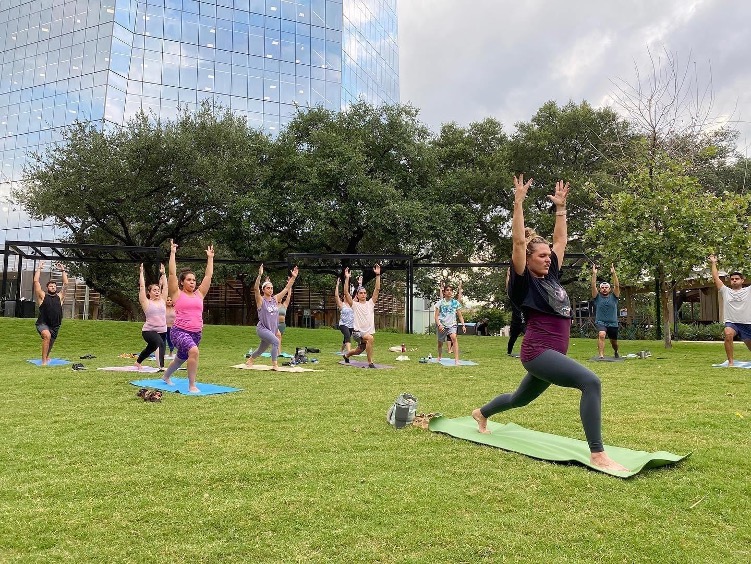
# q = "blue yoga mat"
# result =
<box><xmin>428</xmin><ymin>358</ymin><xmax>478</xmax><ymax>366</ymax></box>
<box><xmin>429</xmin><ymin>416</ymin><xmax>690</xmax><ymax>478</ymax></box>
<box><xmin>260</xmin><ymin>352</ymin><xmax>294</xmax><ymax>358</ymax></box>
<box><xmin>27</xmin><ymin>358</ymin><xmax>71</xmax><ymax>366</ymax></box>
<box><xmin>712</xmin><ymin>360</ymin><xmax>751</xmax><ymax>368</ymax></box>
<box><xmin>130</xmin><ymin>378</ymin><xmax>242</xmax><ymax>396</ymax></box>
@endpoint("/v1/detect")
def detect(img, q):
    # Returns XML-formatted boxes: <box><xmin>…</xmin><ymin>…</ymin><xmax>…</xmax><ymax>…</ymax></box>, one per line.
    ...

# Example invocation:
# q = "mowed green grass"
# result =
<box><xmin>1</xmin><ymin>317</ymin><xmax>749</xmax><ymax>563</ymax></box>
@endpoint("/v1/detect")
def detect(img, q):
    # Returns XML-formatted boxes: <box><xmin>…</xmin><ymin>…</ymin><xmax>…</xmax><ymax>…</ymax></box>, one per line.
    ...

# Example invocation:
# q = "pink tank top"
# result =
<box><xmin>173</xmin><ymin>291</ymin><xmax>204</xmax><ymax>332</ymax></box>
<box><xmin>142</xmin><ymin>300</ymin><xmax>167</xmax><ymax>333</ymax></box>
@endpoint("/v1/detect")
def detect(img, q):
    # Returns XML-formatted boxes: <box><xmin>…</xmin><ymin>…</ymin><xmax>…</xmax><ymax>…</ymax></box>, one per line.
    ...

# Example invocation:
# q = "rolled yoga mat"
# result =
<box><xmin>428</xmin><ymin>416</ymin><xmax>690</xmax><ymax>478</ymax></box>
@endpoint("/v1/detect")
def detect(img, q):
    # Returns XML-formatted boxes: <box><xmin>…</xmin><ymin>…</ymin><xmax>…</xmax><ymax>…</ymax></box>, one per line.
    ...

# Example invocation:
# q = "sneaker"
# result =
<box><xmin>71</xmin><ymin>363</ymin><xmax>86</xmax><ymax>371</ymax></box>
<box><xmin>368</xmin><ymin>362</ymin><xmax>376</xmax><ymax>368</ymax></box>
<box><xmin>343</xmin><ymin>356</ymin><xmax>350</xmax><ymax>364</ymax></box>
<box><xmin>614</xmin><ymin>352</ymin><xmax>620</xmax><ymax>358</ymax></box>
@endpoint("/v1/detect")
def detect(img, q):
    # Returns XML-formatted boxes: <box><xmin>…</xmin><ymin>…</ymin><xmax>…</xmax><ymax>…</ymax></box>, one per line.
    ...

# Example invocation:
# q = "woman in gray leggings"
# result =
<box><xmin>245</xmin><ymin>263</ymin><xmax>298</xmax><ymax>370</ymax></box>
<box><xmin>472</xmin><ymin>175</ymin><xmax>626</xmax><ymax>472</ymax></box>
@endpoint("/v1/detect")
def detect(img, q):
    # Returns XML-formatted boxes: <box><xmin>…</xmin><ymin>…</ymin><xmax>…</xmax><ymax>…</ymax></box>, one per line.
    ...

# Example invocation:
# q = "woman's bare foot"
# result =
<box><xmin>134</xmin><ymin>362</ymin><xmax>142</xmax><ymax>371</ymax></box>
<box><xmin>162</xmin><ymin>375</ymin><xmax>174</xmax><ymax>385</ymax></box>
<box><xmin>472</xmin><ymin>408</ymin><xmax>491</xmax><ymax>434</ymax></box>
<box><xmin>188</xmin><ymin>386</ymin><xmax>200</xmax><ymax>393</ymax></box>
<box><xmin>245</xmin><ymin>357</ymin><xmax>254</xmax><ymax>367</ymax></box>
<box><xmin>271</xmin><ymin>363</ymin><xmax>279</xmax><ymax>371</ymax></box>
<box><xmin>590</xmin><ymin>451</ymin><xmax>629</xmax><ymax>472</ymax></box>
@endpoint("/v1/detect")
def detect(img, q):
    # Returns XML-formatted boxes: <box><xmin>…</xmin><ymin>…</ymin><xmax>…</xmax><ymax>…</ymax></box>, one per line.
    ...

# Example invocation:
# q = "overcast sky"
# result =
<box><xmin>397</xmin><ymin>0</ymin><xmax>751</xmax><ymax>154</ymax></box>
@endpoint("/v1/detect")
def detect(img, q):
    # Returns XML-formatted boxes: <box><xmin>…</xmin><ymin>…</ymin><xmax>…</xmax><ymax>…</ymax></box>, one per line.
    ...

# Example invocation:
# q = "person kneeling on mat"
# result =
<box><xmin>472</xmin><ymin>175</ymin><xmax>627</xmax><ymax>473</ymax></box>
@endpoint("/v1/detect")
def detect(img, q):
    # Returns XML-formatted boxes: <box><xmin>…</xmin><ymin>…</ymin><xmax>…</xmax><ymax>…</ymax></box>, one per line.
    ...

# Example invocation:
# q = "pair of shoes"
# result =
<box><xmin>368</xmin><ymin>362</ymin><xmax>376</xmax><ymax>368</ymax></box>
<box><xmin>136</xmin><ymin>388</ymin><xmax>163</xmax><ymax>402</ymax></box>
<box><xmin>72</xmin><ymin>363</ymin><xmax>86</xmax><ymax>371</ymax></box>
<box><xmin>79</xmin><ymin>354</ymin><xmax>96</xmax><ymax>359</ymax></box>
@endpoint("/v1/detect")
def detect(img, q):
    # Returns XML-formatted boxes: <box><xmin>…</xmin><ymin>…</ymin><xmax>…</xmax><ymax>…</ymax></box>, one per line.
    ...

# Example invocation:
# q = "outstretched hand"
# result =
<box><xmin>170</xmin><ymin>239</ymin><xmax>178</xmax><ymax>254</ymax></box>
<box><xmin>373</xmin><ymin>264</ymin><xmax>381</xmax><ymax>276</ymax></box>
<box><xmin>513</xmin><ymin>174</ymin><xmax>533</xmax><ymax>204</ymax></box>
<box><xmin>159</xmin><ymin>263</ymin><xmax>165</xmax><ymax>274</ymax></box>
<box><xmin>592</xmin><ymin>264</ymin><xmax>598</xmax><ymax>275</ymax></box>
<box><xmin>610</xmin><ymin>263</ymin><xmax>616</xmax><ymax>274</ymax></box>
<box><xmin>708</xmin><ymin>254</ymin><xmax>717</xmax><ymax>264</ymax></box>
<box><xmin>56</xmin><ymin>262</ymin><xmax>66</xmax><ymax>272</ymax></box>
<box><xmin>290</xmin><ymin>265</ymin><xmax>299</xmax><ymax>278</ymax></box>
<box><xmin>205</xmin><ymin>245</ymin><xmax>214</xmax><ymax>258</ymax></box>
<box><xmin>548</xmin><ymin>180</ymin><xmax>569</xmax><ymax>207</ymax></box>
<box><xmin>140</xmin><ymin>263</ymin><xmax>144</xmax><ymax>274</ymax></box>
<box><xmin>258</xmin><ymin>263</ymin><xmax>264</xmax><ymax>277</ymax></box>
<box><xmin>344</xmin><ymin>267</ymin><xmax>350</xmax><ymax>278</ymax></box>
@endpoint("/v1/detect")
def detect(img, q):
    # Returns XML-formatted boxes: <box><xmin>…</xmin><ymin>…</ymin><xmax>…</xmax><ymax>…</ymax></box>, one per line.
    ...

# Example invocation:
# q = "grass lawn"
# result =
<box><xmin>1</xmin><ymin>317</ymin><xmax>749</xmax><ymax>563</ymax></box>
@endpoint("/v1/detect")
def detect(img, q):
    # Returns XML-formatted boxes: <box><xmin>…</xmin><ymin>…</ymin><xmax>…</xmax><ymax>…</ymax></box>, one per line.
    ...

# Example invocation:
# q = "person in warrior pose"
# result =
<box><xmin>472</xmin><ymin>175</ymin><xmax>627</xmax><ymax>472</ymax></box>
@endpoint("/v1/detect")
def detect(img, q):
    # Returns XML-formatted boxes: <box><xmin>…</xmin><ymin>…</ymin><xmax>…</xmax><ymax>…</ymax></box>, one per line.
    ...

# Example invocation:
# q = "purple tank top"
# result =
<box><xmin>520</xmin><ymin>310</ymin><xmax>570</xmax><ymax>363</ymax></box>
<box><xmin>257</xmin><ymin>297</ymin><xmax>279</xmax><ymax>332</ymax></box>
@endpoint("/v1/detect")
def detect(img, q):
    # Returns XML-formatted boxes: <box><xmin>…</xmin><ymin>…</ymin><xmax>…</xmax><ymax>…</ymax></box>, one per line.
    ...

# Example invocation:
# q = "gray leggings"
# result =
<box><xmin>251</xmin><ymin>326</ymin><xmax>280</xmax><ymax>361</ymax></box>
<box><xmin>480</xmin><ymin>349</ymin><xmax>604</xmax><ymax>452</ymax></box>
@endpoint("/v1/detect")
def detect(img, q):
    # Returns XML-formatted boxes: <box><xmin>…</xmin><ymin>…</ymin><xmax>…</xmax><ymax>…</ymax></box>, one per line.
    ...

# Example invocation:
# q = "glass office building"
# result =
<box><xmin>0</xmin><ymin>0</ymin><xmax>399</xmax><ymax>243</ymax></box>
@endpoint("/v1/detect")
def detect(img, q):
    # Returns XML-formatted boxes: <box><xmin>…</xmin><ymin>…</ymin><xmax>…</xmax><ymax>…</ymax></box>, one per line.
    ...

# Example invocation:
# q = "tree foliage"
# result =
<box><xmin>585</xmin><ymin>154</ymin><xmax>751</xmax><ymax>346</ymax></box>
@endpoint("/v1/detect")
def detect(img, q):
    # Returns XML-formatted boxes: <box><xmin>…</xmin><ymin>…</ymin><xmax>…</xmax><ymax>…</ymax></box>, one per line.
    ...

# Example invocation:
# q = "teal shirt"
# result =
<box><xmin>593</xmin><ymin>293</ymin><xmax>619</xmax><ymax>327</ymax></box>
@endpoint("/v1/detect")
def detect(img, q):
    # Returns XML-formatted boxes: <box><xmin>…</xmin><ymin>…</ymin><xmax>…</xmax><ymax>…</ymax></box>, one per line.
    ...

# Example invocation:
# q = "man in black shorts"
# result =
<box><xmin>33</xmin><ymin>262</ymin><xmax>68</xmax><ymax>365</ymax></box>
<box><xmin>591</xmin><ymin>264</ymin><xmax>620</xmax><ymax>358</ymax></box>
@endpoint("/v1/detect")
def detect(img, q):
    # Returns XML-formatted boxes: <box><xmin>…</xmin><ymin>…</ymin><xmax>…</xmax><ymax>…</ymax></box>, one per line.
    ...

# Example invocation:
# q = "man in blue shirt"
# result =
<box><xmin>591</xmin><ymin>264</ymin><xmax>620</xmax><ymax>358</ymax></box>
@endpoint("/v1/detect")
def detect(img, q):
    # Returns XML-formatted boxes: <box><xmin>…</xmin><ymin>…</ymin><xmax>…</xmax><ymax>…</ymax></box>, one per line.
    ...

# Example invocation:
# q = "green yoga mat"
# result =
<box><xmin>428</xmin><ymin>416</ymin><xmax>690</xmax><ymax>478</ymax></box>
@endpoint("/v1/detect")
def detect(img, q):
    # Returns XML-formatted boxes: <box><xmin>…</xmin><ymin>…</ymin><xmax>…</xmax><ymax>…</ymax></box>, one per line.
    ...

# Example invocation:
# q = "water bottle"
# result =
<box><xmin>401</xmin><ymin>343</ymin><xmax>406</xmax><ymax>353</ymax></box>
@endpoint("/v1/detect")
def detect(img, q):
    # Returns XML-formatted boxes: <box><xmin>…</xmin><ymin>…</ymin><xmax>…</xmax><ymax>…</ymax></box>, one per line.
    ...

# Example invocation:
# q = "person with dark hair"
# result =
<box><xmin>592</xmin><ymin>263</ymin><xmax>621</xmax><ymax>359</ymax></box>
<box><xmin>134</xmin><ymin>263</ymin><xmax>168</xmax><ymax>371</ymax></box>
<box><xmin>33</xmin><ymin>261</ymin><xmax>68</xmax><ymax>365</ymax></box>
<box><xmin>161</xmin><ymin>240</ymin><xmax>214</xmax><ymax>393</ymax></box>
<box><xmin>472</xmin><ymin>174</ymin><xmax>627</xmax><ymax>472</ymax></box>
<box><xmin>334</xmin><ymin>270</ymin><xmax>355</xmax><ymax>354</ymax></box>
<box><xmin>245</xmin><ymin>263</ymin><xmax>298</xmax><ymax>370</ymax></box>
<box><xmin>343</xmin><ymin>264</ymin><xmax>381</xmax><ymax>368</ymax></box>
<box><xmin>709</xmin><ymin>254</ymin><xmax>751</xmax><ymax>366</ymax></box>
<box><xmin>435</xmin><ymin>283</ymin><xmax>466</xmax><ymax>364</ymax></box>
<box><xmin>506</xmin><ymin>267</ymin><xmax>526</xmax><ymax>356</ymax></box>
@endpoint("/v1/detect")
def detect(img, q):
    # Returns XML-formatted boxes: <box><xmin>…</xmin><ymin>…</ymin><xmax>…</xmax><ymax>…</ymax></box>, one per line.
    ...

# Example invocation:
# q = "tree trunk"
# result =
<box><xmin>658</xmin><ymin>267</ymin><xmax>673</xmax><ymax>349</ymax></box>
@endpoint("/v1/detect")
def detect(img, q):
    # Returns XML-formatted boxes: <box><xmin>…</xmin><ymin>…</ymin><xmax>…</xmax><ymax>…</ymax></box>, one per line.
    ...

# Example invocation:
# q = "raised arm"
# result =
<box><xmin>334</xmin><ymin>275</ymin><xmax>345</xmax><ymax>308</ymax></box>
<box><xmin>370</xmin><ymin>264</ymin><xmax>381</xmax><ymax>303</ymax></box>
<box><xmin>275</xmin><ymin>266</ymin><xmax>298</xmax><ymax>303</ymax></box>
<box><xmin>253</xmin><ymin>264</ymin><xmax>264</xmax><ymax>309</ymax></box>
<box><xmin>591</xmin><ymin>264</ymin><xmax>598</xmax><ymax>298</ymax></box>
<box><xmin>57</xmin><ymin>263</ymin><xmax>69</xmax><ymax>304</ymax></box>
<box><xmin>343</xmin><ymin>268</ymin><xmax>354</xmax><ymax>306</ymax></box>
<box><xmin>158</xmin><ymin>263</ymin><xmax>167</xmax><ymax>302</ymax></box>
<box><xmin>511</xmin><ymin>174</ymin><xmax>533</xmax><ymax>275</ymax></box>
<box><xmin>167</xmin><ymin>240</ymin><xmax>179</xmax><ymax>299</ymax></box>
<box><xmin>138</xmin><ymin>263</ymin><xmax>149</xmax><ymax>312</ymax></box>
<box><xmin>709</xmin><ymin>255</ymin><xmax>724</xmax><ymax>290</ymax></box>
<box><xmin>197</xmin><ymin>245</ymin><xmax>214</xmax><ymax>297</ymax></box>
<box><xmin>611</xmin><ymin>264</ymin><xmax>620</xmax><ymax>298</ymax></box>
<box><xmin>33</xmin><ymin>261</ymin><xmax>46</xmax><ymax>304</ymax></box>
<box><xmin>549</xmin><ymin>180</ymin><xmax>569</xmax><ymax>263</ymax></box>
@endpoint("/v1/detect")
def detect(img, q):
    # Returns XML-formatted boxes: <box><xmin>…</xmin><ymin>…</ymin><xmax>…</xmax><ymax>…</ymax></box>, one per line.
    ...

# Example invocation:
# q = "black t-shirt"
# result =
<box><xmin>509</xmin><ymin>252</ymin><xmax>571</xmax><ymax>319</ymax></box>
<box><xmin>37</xmin><ymin>292</ymin><xmax>63</xmax><ymax>328</ymax></box>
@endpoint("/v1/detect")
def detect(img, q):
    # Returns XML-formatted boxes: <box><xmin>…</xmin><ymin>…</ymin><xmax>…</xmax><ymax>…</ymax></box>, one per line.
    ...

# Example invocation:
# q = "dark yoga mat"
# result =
<box><xmin>338</xmin><ymin>360</ymin><xmax>393</xmax><ymax>369</ymax></box>
<box><xmin>428</xmin><ymin>416</ymin><xmax>690</xmax><ymax>478</ymax></box>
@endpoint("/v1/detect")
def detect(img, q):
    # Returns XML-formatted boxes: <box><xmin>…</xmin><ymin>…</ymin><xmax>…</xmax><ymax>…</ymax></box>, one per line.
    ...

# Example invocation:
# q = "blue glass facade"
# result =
<box><xmin>0</xmin><ymin>0</ymin><xmax>399</xmax><ymax>243</ymax></box>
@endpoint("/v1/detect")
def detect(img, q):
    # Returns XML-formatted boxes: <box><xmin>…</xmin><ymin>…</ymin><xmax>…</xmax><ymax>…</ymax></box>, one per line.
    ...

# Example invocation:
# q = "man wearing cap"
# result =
<box><xmin>709</xmin><ymin>254</ymin><xmax>751</xmax><ymax>366</ymax></box>
<box><xmin>591</xmin><ymin>264</ymin><xmax>620</xmax><ymax>359</ymax></box>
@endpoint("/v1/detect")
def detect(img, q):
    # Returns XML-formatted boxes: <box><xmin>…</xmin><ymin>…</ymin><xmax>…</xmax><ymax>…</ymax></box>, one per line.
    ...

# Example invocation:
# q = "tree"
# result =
<box><xmin>584</xmin><ymin>154</ymin><xmax>751</xmax><ymax>347</ymax></box>
<box><xmin>222</xmin><ymin>101</ymin><xmax>479</xmax><ymax>287</ymax></box>
<box><xmin>16</xmin><ymin>104</ymin><xmax>269</xmax><ymax>317</ymax></box>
